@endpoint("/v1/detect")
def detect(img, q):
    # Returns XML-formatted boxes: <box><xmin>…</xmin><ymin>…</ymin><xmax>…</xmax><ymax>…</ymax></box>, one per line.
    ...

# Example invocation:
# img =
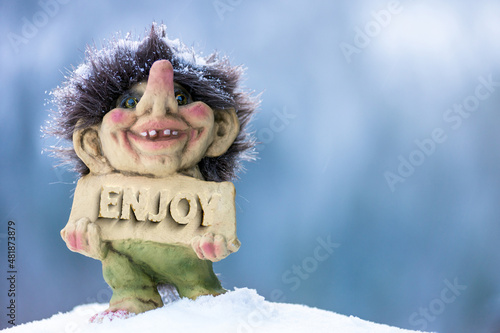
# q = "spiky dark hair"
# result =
<box><xmin>46</xmin><ymin>24</ymin><xmax>258</xmax><ymax>182</ymax></box>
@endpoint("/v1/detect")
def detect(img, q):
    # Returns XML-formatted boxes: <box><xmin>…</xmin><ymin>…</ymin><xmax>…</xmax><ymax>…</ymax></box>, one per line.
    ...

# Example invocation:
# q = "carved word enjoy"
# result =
<box><xmin>98</xmin><ymin>186</ymin><xmax>221</xmax><ymax>226</ymax></box>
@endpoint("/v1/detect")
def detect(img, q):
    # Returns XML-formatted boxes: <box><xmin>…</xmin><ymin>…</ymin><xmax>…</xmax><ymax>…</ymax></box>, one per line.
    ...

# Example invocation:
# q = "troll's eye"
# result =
<box><xmin>174</xmin><ymin>84</ymin><xmax>192</xmax><ymax>106</ymax></box>
<box><xmin>120</xmin><ymin>97</ymin><xmax>139</xmax><ymax>109</ymax></box>
<box><xmin>176</xmin><ymin>92</ymin><xmax>188</xmax><ymax>105</ymax></box>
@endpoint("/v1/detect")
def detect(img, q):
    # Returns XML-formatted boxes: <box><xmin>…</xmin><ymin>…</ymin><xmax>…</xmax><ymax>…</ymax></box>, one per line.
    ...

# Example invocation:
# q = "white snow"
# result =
<box><xmin>3</xmin><ymin>288</ymin><xmax>429</xmax><ymax>333</ymax></box>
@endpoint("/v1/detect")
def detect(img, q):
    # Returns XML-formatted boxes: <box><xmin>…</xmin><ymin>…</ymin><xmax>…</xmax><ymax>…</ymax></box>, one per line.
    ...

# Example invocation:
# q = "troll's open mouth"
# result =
<box><xmin>138</xmin><ymin>128</ymin><xmax>183</xmax><ymax>140</ymax></box>
<box><xmin>127</xmin><ymin>127</ymin><xmax>188</xmax><ymax>153</ymax></box>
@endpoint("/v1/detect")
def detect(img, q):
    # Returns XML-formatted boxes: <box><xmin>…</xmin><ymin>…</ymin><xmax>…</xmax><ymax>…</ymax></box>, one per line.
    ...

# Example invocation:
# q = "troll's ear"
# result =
<box><xmin>206</xmin><ymin>108</ymin><xmax>240</xmax><ymax>157</ymax></box>
<box><xmin>73</xmin><ymin>121</ymin><xmax>113</xmax><ymax>175</ymax></box>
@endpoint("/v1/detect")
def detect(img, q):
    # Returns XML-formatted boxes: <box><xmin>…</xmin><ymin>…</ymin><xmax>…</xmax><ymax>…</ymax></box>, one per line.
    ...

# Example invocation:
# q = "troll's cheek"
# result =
<box><xmin>104</xmin><ymin>108</ymin><xmax>137</xmax><ymax>129</ymax></box>
<box><xmin>180</xmin><ymin>103</ymin><xmax>213</xmax><ymax>127</ymax></box>
<box><xmin>101</xmin><ymin>108</ymin><xmax>138</xmax><ymax>157</ymax></box>
<box><xmin>180</xmin><ymin>103</ymin><xmax>215</xmax><ymax>152</ymax></box>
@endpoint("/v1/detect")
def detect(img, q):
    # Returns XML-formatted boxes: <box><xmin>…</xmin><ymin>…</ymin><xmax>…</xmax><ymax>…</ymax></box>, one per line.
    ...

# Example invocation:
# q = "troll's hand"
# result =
<box><xmin>61</xmin><ymin>217</ymin><xmax>108</xmax><ymax>260</ymax></box>
<box><xmin>191</xmin><ymin>233</ymin><xmax>239</xmax><ymax>262</ymax></box>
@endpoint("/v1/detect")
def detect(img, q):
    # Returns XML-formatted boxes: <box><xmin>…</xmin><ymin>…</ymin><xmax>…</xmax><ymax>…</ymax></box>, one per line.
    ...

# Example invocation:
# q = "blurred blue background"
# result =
<box><xmin>1</xmin><ymin>0</ymin><xmax>499</xmax><ymax>332</ymax></box>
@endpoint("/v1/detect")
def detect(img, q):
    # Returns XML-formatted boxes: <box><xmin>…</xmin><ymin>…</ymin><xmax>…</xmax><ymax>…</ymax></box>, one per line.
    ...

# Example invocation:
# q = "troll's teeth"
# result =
<box><xmin>172</xmin><ymin>130</ymin><xmax>178</xmax><ymax>136</ymax></box>
<box><xmin>140</xmin><ymin>132</ymin><xmax>148</xmax><ymax>137</ymax></box>
<box><xmin>149</xmin><ymin>130</ymin><xmax>157</xmax><ymax>137</ymax></box>
<box><xmin>163</xmin><ymin>129</ymin><xmax>171</xmax><ymax>135</ymax></box>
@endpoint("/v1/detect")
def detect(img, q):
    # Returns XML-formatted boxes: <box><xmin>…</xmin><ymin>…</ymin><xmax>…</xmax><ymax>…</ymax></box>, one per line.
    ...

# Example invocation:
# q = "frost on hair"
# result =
<box><xmin>46</xmin><ymin>24</ymin><xmax>258</xmax><ymax>182</ymax></box>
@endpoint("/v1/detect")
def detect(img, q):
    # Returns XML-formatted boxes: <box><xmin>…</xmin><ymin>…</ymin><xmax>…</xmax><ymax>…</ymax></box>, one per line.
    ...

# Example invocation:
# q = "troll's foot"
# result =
<box><xmin>89</xmin><ymin>309</ymin><xmax>135</xmax><ymax>323</ymax></box>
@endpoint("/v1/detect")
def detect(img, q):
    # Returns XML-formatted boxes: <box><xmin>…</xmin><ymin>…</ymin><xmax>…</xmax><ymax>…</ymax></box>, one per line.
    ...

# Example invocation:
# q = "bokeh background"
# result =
<box><xmin>1</xmin><ymin>0</ymin><xmax>500</xmax><ymax>332</ymax></box>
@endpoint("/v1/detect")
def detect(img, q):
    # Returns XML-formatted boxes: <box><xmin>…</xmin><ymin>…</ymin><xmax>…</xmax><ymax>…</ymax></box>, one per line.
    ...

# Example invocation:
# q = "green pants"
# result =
<box><xmin>102</xmin><ymin>240</ymin><xmax>225</xmax><ymax>313</ymax></box>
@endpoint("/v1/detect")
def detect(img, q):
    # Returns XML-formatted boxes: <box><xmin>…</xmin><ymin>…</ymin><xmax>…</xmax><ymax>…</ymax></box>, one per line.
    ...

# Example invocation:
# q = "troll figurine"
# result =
<box><xmin>47</xmin><ymin>24</ymin><xmax>257</xmax><ymax>320</ymax></box>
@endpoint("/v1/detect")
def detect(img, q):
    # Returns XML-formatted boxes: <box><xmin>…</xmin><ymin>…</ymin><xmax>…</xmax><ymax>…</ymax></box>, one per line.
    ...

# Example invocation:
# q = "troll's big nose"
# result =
<box><xmin>137</xmin><ymin>60</ymin><xmax>178</xmax><ymax>116</ymax></box>
<box><xmin>148</xmin><ymin>60</ymin><xmax>174</xmax><ymax>93</ymax></box>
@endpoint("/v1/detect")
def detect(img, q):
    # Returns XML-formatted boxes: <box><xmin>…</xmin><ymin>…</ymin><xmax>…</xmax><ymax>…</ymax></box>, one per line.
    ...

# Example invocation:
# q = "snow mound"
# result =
<box><xmin>2</xmin><ymin>288</ymin><xmax>429</xmax><ymax>333</ymax></box>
